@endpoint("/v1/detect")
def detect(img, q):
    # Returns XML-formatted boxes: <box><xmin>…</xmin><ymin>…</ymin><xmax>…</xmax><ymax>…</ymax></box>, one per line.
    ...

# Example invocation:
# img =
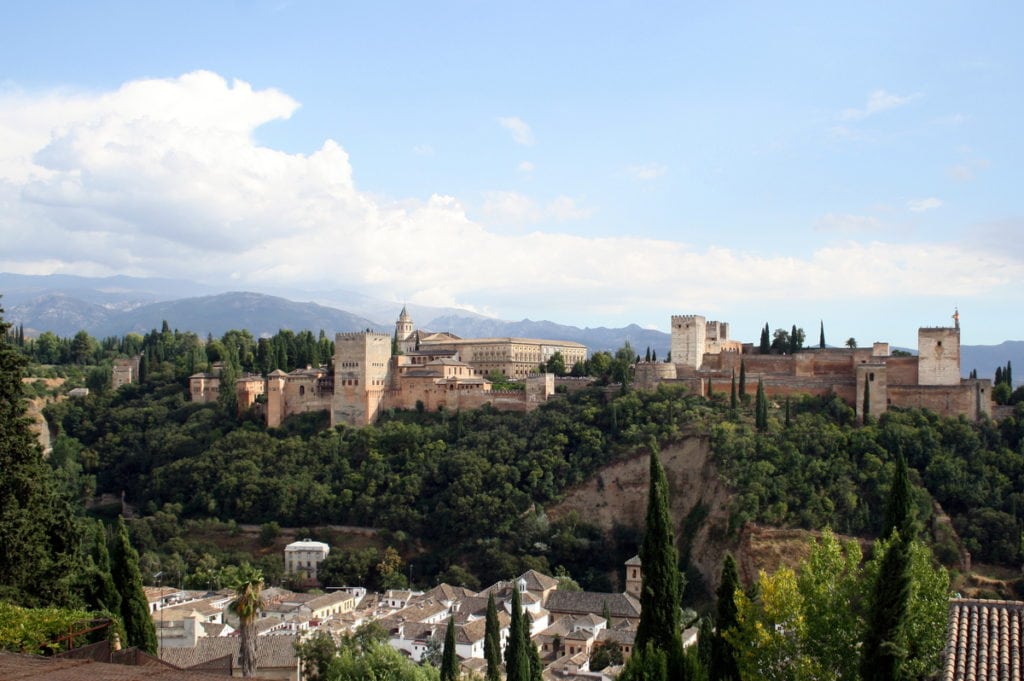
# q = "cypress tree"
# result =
<box><xmin>860</xmin><ymin>533</ymin><xmax>911</xmax><ymax>681</ymax></box>
<box><xmin>1008</xmin><ymin>361</ymin><xmax>1014</xmax><ymax>387</ymax></box>
<box><xmin>523</xmin><ymin>607</ymin><xmax>542</xmax><ymax>681</ymax></box>
<box><xmin>863</xmin><ymin>377</ymin><xmax>871</xmax><ymax>425</ymax></box>
<box><xmin>784</xmin><ymin>396</ymin><xmax>791</xmax><ymax>428</ymax></box>
<box><xmin>755</xmin><ymin>379</ymin><xmax>767</xmax><ymax>431</ymax></box>
<box><xmin>819</xmin><ymin>320</ymin><xmax>826</xmax><ymax>349</ymax></box>
<box><xmin>652</xmin><ymin>349</ymin><xmax>657</xmax><ymax>362</ymax></box>
<box><xmin>484</xmin><ymin>594</ymin><xmax>501</xmax><ymax>681</ymax></box>
<box><xmin>634</xmin><ymin>448</ymin><xmax>684</xmax><ymax>671</ymax></box>
<box><xmin>711</xmin><ymin>554</ymin><xmax>741</xmax><ymax>681</ymax></box>
<box><xmin>82</xmin><ymin>520</ymin><xmax>121</xmax><ymax>615</ymax></box>
<box><xmin>645</xmin><ymin>347</ymin><xmax>652</xmax><ymax>363</ymax></box>
<box><xmin>505</xmin><ymin>587</ymin><xmax>529</xmax><ymax>681</ymax></box>
<box><xmin>112</xmin><ymin>516</ymin><xmax>158</xmax><ymax>653</ymax></box>
<box><xmin>730</xmin><ymin>372</ymin><xmax>737</xmax><ymax>410</ymax></box>
<box><xmin>738</xmin><ymin>360</ymin><xmax>746</xmax><ymax>403</ymax></box>
<box><xmin>441</xmin><ymin>615</ymin><xmax>459</xmax><ymax>681</ymax></box>
<box><xmin>0</xmin><ymin>304</ymin><xmax>84</xmax><ymax>608</ymax></box>
<box><xmin>883</xmin><ymin>451</ymin><xmax>914</xmax><ymax>541</ymax></box>
<box><xmin>759</xmin><ymin>323</ymin><xmax>770</xmax><ymax>354</ymax></box>
<box><xmin>996</xmin><ymin>366</ymin><xmax>1003</xmax><ymax>385</ymax></box>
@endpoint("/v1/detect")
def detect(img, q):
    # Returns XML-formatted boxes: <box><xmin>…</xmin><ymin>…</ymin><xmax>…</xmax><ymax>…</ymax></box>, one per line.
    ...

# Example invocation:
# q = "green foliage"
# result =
<box><xmin>0</xmin><ymin>602</ymin><xmax>104</xmax><ymax>654</ymax></box>
<box><xmin>504</xmin><ymin>588</ymin><xmax>529</xmax><ymax>681</ymax></box>
<box><xmin>440</xmin><ymin>616</ymin><xmax>458</xmax><ymax>681</ymax></box>
<box><xmin>860</xmin><ymin>532</ymin><xmax>911</xmax><ymax>681</ymax></box>
<box><xmin>0</xmin><ymin>306</ymin><xmax>86</xmax><ymax>608</ymax></box>
<box><xmin>111</xmin><ymin>517</ymin><xmax>157</xmax><ymax>654</ymax></box>
<box><xmin>635</xmin><ymin>447</ymin><xmax>685</xmax><ymax>675</ymax></box>
<box><xmin>711</xmin><ymin>554</ymin><xmax>740</xmax><ymax>681</ymax></box>
<box><xmin>485</xmin><ymin>594</ymin><xmax>502</xmax><ymax>681</ymax></box>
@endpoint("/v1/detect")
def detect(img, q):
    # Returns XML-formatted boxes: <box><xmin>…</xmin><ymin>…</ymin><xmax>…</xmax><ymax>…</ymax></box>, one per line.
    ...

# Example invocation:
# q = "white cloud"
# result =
<box><xmin>478</xmin><ymin>191</ymin><xmax>591</xmax><ymax>225</ymax></box>
<box><xmin>907</xmin><ymin>198</ymin><xmax>943</xmax><ymax>213</ymax></box>
<box><xmin>948</xmin><ymin>158</ymin><xmax>990</xmax><ymax>182</ymax></box>
<box><xmin>626</xmin><ymin>163</ymin><xmax>667</xmax><ymax>181</ymax></box>
<box><xmin>517</xmin><ymin>160</ymin><xmax>534</xmax><ymax>173</ymax></box>
<box><xmin>840</xmin><ymin>89</ymin><xmax>918</xmax><ymax>121</ymax></box>
<box><xmin>0</xmin><ymin>71</ymin><xmax>1019</xmax><ymax>323</ymax></box>
<box><xmin>412</xmin><ymin>143</ymin><xmax>434</xmax><ymax>155</ymax></box>
<box><xmin>814</xmin><ymin>213</ymin><xmax>884</xmax><ymax>233</ymax></box>
<box><xmin>497</xmin><ymin>116</ymin><xmax>535</xmax><ymax>146</ymax></box>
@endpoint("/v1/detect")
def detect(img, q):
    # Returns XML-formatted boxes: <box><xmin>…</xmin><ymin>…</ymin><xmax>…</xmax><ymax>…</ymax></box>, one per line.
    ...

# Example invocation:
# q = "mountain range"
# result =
<box><xmin>1</xmin><ymin>272</ymin><xmax>1019</xmax><ymax>382</ymax></box>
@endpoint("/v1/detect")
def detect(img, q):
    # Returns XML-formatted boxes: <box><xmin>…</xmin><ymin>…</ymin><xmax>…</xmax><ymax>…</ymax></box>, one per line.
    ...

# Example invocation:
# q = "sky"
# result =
<box><xmin>0</xmin><ymin>1</ymin><xmax>1021</xmax><ymax>347</ymax></box>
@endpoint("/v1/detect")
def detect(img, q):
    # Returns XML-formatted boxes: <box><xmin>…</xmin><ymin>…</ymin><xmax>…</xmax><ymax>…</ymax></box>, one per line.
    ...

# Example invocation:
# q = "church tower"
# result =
<box><xmin>396</xmin><ymin>305</ymin><xmax>415</xmax><ymax>353</ymax></box>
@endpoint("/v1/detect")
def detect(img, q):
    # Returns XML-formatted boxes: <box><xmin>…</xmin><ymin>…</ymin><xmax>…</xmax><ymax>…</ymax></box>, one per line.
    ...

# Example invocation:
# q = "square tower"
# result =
<box><xmin>671</xmin><ymin>315</ymin><xmax>707</xmax><ymax>369</ymax></box>
<box><xmin>918</xmin><ymin>327</ymin><xmax>960</xmax><ymax>386</ymax></box>
<box><xmin>332</xmin><ymin>332</ymin><xmax>392</xmax><ymax>426</ymax></box>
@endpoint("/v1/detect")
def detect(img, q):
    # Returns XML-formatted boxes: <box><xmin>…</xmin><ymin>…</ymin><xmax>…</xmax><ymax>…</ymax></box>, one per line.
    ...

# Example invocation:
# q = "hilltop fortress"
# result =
<box><xmin>188</xmin><ymin>307</ymin><xmax>992</xmax><ymax>426</ymax></box>
<box><xmin>635</xmin><ymin>312</ymin><xmax>992</xmax><ymax>420</ymax></box>
<box><xmin>196</xmin><ymin>307</ymin><xmax>587</xmax><ymax>427</ymax></box>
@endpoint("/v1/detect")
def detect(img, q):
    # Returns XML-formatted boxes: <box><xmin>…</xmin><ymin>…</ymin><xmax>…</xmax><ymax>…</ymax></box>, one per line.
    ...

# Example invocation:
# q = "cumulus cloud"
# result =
<box><xmin>814</xmin><ymin>213</ymin><xmax>885</xmax><ymax>233</ymax></box>
<box><xmin>497</xmin><ymin>116</ymin><xmax>535</xmax><ymax>145</ymax></box>
<box><xmin>840</xmin><ymin>89</ymin><xmax>918</xmax><ymax>121</ymax></box>
<box><xmin>478</xmin><ymin>191</ymin><xmax>591</xmax><ymax>226</ymax></box>
<box><xmin>907</xmin><ymin>197</ymin><xmax>943</xmax><ymax>213</ymax></box>
<box><xmin>0</xmin><ymin>71</ymin><xmax>1020</xmax><ymax>320</ymax></box>
<box><xmin>626</xmin><ymin>162</ymin><xmax>667</xmax><ymax>180</ymax></box>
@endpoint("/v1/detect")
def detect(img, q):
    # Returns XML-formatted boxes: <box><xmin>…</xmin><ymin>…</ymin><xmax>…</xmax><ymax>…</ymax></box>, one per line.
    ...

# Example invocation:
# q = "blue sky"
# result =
<box><xmin>1</xmin><ymin>1</ymin><xmax>1021</xmax><ymax>346</ymax></box>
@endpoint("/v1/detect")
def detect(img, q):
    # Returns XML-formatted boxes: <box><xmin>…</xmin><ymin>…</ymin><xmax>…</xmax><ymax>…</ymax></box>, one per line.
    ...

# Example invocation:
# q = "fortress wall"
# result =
<box><xmin>885</xmin><ymin>357</ymin><xmax>919</xmax><ymax>386</ymax></box>
<box><xmin>635</xmin><ymin>362</ymin><xmax>677</xmax><ymax>391</ymax></box>
<box><xmin>887</xmin><ymin>384</ymin><xmax>980</xmax><ymax>419</ymax></box>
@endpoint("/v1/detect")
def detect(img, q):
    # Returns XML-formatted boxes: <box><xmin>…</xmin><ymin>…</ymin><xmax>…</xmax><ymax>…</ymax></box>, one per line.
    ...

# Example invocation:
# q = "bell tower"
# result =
<box><xmin>396</xmin><ymin>305</ymin><xmax>415</xmax><ymax>353</ymax></box>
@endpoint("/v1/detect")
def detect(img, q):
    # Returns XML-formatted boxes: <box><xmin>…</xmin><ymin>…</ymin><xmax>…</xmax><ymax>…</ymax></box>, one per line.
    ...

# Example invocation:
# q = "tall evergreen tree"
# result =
<box><xmin>505</xmin><ymin>587</ymin><xmax>529</xmax><ymax>681</ymax></box>
<box><xmin>484</xmin><ymin>594</ymin><xmax>502</xmax><ymax>681</ymax></box>
<box><xmin>784</xmin><ymin>396</ymin><xmax>792</xmax><ymax>429</ymax></box>
<box><xmin>755</xmin><ymin>379</ymin><xmax>768</xmax><ymax>431</ymax></box>
<box><xmin>819</xmin><ymin>320</ymin><xmax>826</xmax><ymax>349</ymax></box>
<box><xmin>738</xmin><ymin>361</ymin><xmax>746</xmax><ymax>403</ymax></box>
<box><xmin>82</xmin><ymin>520</ymin><xmax>121</xmax><ymax>615</ymax></box>
<box><xmin>759</xmin><ymin>323</ymin><xmax>770</xmax><ymax>354</ymax></box>
<box><xmin>111</xmin><ymin>517</ymin><xmax>158</xmax><ymax>654</ymax></box>
<box><xmin>711</xmin><ymin>554</ymin><xmax>741</xmax><ymax>681</ymax></box>
<box><xmin>730</xmin><ymin>372</ymin><xmax>738</xmax><ymax>410</ymax></box>
<box><xmin>860</xmin><ymin>532</ymin><xmax>911</xmax><ymax>681</ymax></box>
<box><xmin>634</xmin><ymin>447</ymin><xmax>685</xmax><ymax>670</ymax></box>
<box><xmin>0</xmin><ymin>304</ymin><xmax>84</xmax><ymax>608</ymax></box>
<box><xmin>441</xmin><ymin>615</ymin><xmax>459</xmax><ymax>681</ymax></box>
<box><xmin>863</xmin><ymin>377</ymin><xmax>871</xmax><ymax>425</ymax></box>
<box><xmin>523</xmin><ymin>607</ymin><xmax>542</xmax><ymax>681</ymax></box>
<box><xmin>883</xmin><ymin>451</ymin><xmax>914</xmax><ymax>541</ymax></box>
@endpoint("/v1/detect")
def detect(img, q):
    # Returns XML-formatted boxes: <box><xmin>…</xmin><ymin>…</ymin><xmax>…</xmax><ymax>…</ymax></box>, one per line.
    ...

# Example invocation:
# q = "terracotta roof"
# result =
<box><xmin>943</xmin><ymin>598</ymin><xmax>1024</xmax><ymax>681</ymax></box>
<box><xmin>159</xmin><ymin>635</ymin><xmax>298</xmax><ymax>670</ymax></box>
<box><xmin>0</xmin><ymin>650</ymin><xmax>226</xmax><ymax>680</ymax></box>
<box><xmin>519</xmin><ymin>570</ymin><xmax>559</xmax><ymax>592</ymax></box>
<box><xmin>545</xmin><ymin>592</ymin><xmax>641</xmax><ymax>620</ymax></box>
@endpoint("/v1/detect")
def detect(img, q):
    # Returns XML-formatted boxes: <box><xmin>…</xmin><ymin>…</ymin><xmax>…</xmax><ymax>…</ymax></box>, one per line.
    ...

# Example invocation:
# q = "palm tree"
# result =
<box><xmin>229</xmin><ymin>564</ymin><xmax>264</xmax><ymax>677</ymax></box>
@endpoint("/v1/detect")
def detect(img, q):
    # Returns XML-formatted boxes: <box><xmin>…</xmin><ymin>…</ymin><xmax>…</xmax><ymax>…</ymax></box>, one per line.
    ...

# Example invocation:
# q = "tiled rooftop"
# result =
<box><xmin>943</xmin><ymin>598</ymin><xmax>1024</xmax><ymax>681</ymax></box>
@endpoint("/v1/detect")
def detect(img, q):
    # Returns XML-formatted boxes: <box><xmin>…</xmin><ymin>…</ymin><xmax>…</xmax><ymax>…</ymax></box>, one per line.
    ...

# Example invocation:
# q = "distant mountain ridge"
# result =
<box><xmin>1</xmin><ymin>273</ymin><xmax>1020</xmax><ymax>379</ymax></box>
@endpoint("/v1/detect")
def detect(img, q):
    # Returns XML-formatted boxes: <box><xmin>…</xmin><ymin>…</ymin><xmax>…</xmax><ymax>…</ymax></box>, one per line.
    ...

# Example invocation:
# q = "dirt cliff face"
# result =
<box><xmin>547</xmin><ymin>436</ymin><xmax>736</xmax><ymax>595</ymax></box>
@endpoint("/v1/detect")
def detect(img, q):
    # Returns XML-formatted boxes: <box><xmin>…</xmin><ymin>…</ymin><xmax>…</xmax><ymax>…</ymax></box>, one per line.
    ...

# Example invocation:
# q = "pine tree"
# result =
<box><xmin>485</xmin><ymin>594</ymin><xmax>502</xmax><ymax>681</ymax></box>
<box><xmin>441</xmin><ymin>615</ymin><xmax>459</xmax><ymax>681</ymax></box>
<box><xmin>711</xmin><ymin>554</ymin><xmax>741</xmax><ymax>681</ymax></box>
<box><xmin>112</xmin><ymin>517</ymin><xmax>158</xmax><ymax>653</ymax></box>
<box><xmin>505</xmin><ymin>588</ymin><xmax>529</xmax><ymax>681</ymax></box>
<box><xmin>634</xmin><ymin>448</ymin><xmax>685</xmax><ymax>671</ymax></box>
<box><xmin>755</xmin><ymin>379</ymin><xmax>767</xmax><ymax>431</ymax></box>
<box><xmin>819</xmin><ymin>320</ymin><xmax>826</xmax><ymax>349</ymax></box>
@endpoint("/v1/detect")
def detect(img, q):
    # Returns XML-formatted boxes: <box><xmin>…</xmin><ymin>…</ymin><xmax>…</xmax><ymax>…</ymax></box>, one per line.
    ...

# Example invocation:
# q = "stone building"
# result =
<box><xmin>284</xmin><ymin>539</ymin><xmax>330</xmax><ymax>580</ymax></box>
<box><xmin>658</xmin><ymin>311</ymin><xmax>992</xmax><ymax>420</ymax></box>
<box><xmin>111</xmin><ymin>355</ymin><xmax>142</xmax><ymax>389</ymax></box>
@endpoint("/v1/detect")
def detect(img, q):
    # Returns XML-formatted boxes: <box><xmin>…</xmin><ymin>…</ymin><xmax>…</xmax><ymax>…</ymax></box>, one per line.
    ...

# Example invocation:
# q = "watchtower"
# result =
<box><xmin>671</xmin><ymin>315</ymin><xmax>706</xmax><ymax>369</ymax></box>
<box><xmin>332</xmin><ymin>332</ymin><xmax>392</xmax><ymax>426</ymax></box>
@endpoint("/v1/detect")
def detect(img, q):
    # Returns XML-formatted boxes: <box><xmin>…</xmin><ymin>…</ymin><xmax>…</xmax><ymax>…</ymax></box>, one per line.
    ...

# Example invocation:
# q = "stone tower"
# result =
<box><xmin>331</xmin><ymin>332</ymin><xmax>392</xmax><ymax>427</ymax></box>
<box><xmin>624</xmin><ymin>555</ymin><xmax>642</xmax><ymax>598</ymax></box>
<box><xmin>671</xmin><ymin>315</ymin><xmax>707</xmax><ymax>369</ymax></box>
<box><xmin>918</xmin><ymin>325</ymin><xmax>960</xmax><ymax>386</ymax></box>
<box><xmin>396</xmin><ymin>305</ymin><xmax>414</xmax><ymax>353</ymax></box>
